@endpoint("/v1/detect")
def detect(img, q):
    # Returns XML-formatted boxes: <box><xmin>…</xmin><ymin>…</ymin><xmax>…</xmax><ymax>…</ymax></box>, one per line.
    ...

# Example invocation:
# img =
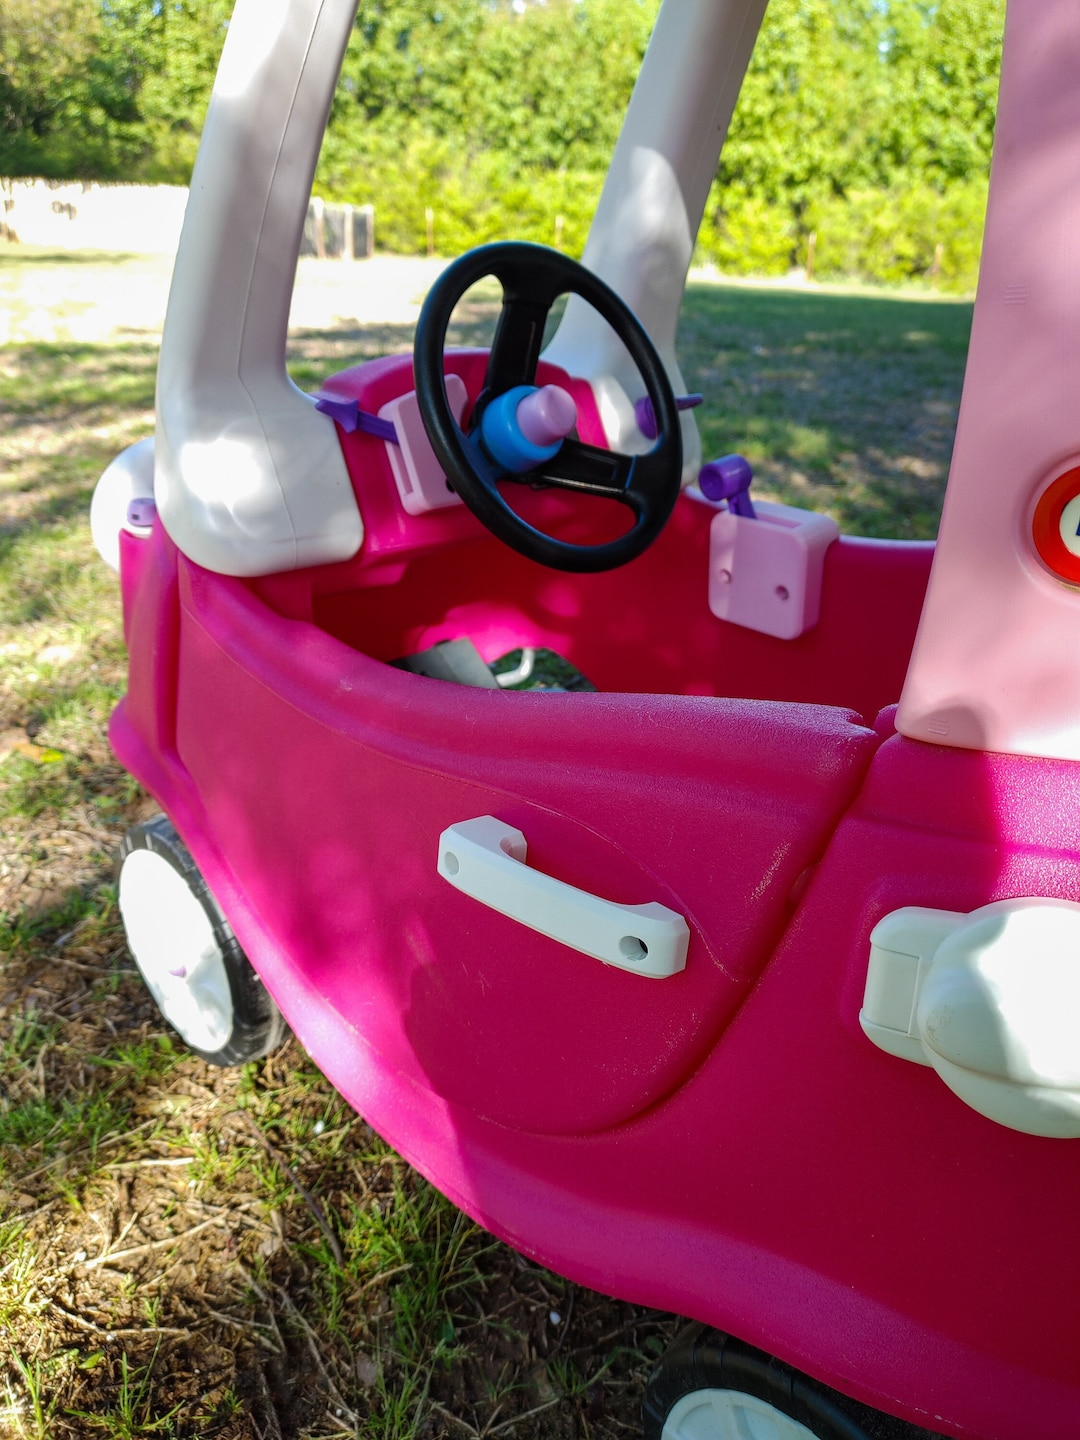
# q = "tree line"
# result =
<box><xmin>0</xmin><ymin>0</ymin><xmax>1003</xmax><ymax>289</ymax></box>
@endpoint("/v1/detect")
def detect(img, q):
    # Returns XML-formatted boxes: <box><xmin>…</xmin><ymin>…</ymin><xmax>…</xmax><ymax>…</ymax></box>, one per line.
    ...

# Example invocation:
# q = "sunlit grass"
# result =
<box><xmin>681</xmin><ymin>275</ymin><xmax>971</xmax><ymax>539</ymax></box>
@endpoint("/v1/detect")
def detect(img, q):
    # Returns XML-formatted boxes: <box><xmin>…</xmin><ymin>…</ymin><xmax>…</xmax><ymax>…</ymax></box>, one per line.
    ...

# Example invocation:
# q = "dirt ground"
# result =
<box><xmin>0</xmin><ymin>251</ymin><xmax>451</xmax><ymax>345</ymax></box>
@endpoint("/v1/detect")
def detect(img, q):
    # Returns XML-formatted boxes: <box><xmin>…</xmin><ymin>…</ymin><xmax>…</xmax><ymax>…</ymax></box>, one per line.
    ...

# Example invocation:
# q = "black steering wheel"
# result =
<box><xmin>413</xmin><ymin>242</ymin><xmax>682</xmax><ymax>572</ymax></box>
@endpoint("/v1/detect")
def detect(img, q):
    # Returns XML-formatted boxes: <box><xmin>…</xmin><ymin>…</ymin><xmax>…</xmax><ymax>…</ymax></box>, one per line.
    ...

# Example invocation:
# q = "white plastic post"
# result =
<box><xmin>155</xmin><ymin>0</ymin><xmax>363</xmax><ymax>576</ymax></box>
<box><xmin>543</xmin><ymin>0</ymin><xmax>770</xmax><ymax>480</ymax></box>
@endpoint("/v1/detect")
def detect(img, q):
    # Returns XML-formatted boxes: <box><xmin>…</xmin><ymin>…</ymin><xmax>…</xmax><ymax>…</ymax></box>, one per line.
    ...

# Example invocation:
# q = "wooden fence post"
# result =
<box><xmin>358</xmin><ymin>204</ymin><xmax>375</xmax><ymax>258</ymax></box>
<box><xmin>312</xmin><ymin>196</ymin><xmax>326</xmax><ymax>259</ymax></box>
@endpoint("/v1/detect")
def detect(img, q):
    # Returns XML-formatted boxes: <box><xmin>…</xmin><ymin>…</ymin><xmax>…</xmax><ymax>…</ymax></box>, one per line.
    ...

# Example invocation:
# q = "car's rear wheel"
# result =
<box><xmin>644</xmin><ymin>1325</ymin><xmax>935</xmax><ymax>1440</ymax></box>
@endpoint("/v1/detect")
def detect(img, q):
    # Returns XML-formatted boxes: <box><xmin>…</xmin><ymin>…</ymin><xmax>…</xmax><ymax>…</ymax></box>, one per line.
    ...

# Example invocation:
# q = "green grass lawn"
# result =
<box><xmin>0</xmin><ymin>251</ymin><xmax>971</xmax><ymax>1440</ymax></box>
<box><xmin>683</xmin><ymin>279</ymin><xmax>971</xmax><ymax>538</ymax></box>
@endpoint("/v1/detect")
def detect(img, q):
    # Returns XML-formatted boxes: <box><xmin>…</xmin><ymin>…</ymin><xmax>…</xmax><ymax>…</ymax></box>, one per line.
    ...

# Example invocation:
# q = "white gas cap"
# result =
<box><xmin>862</xmin><ymin>898</ymin><xmax>1080</xmax><ymax>1137</ymax></box>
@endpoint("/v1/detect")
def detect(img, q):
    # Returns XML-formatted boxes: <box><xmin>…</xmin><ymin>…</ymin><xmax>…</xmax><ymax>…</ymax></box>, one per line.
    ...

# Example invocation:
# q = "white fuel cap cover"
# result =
<box><xmin>864</xmin><ymin>898</ymin><xmax>1080</xmax><ymax>1136</ymax></box>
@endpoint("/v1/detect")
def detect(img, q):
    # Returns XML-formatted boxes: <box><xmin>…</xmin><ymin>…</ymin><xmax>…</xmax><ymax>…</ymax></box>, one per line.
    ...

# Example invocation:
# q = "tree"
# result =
<box><xmin>874</xmin><ymin>0</ymin><xmax>1002</xmax><ymax>187</ymax></box>
<box><xmin>133</xmin><ymin>0</ymin><xmax>231</xmax><ymax>182</ymax></box>
<box><xmin>0</xmin><ymin>0</ymin><xmax>141</xmax><ymax>176</ymax></box>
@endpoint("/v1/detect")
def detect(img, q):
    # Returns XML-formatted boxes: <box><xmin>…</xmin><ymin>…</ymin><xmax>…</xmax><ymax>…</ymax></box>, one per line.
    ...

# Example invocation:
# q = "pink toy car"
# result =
<box><xmin>90</xmin><ymin>2</ymin><xmax>1080</xmax><ymax>1437</ymax></box>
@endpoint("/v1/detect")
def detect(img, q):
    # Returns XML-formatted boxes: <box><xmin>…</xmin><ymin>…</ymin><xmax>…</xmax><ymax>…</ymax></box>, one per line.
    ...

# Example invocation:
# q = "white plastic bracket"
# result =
<box><xmin>437</xmin><ymin>816</ymin><xmax>689</xmax><ymax>978</ymax></box>
<box><xmin>707</xmin><ymin>499</ymin><xmax>839</xmax><ymax>640</ymax></box>
<box><xmin>90</xmin><ymin>436</ymin><xmax>157</xmax><ymax>572</ymax></box>
<box><xmin>862</xmin><ymin>908</ymin><xmax>966</xmax><ymax>1064</ymax></box>
<box><xmin>379</xmin><ymin>376</ymin><xmax>468</xmax><ymax>515</ymax></box>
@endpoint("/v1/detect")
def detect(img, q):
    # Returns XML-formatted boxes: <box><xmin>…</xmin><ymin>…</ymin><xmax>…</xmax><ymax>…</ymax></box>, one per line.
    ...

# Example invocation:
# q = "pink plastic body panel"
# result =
<box><xmin>179</xmin><ymin>564</ymin><xmax>881</xmax><ymax>1136</ymax></box>
<box><xmin>899</xmin><ymin>0</ymin><xmax>1080</xmax><ymax>760</ymax></box>
<box><xmin>109</xmin><ymin>351</ymin><xmax>1080</xmax><ymax>1438</ymax></box>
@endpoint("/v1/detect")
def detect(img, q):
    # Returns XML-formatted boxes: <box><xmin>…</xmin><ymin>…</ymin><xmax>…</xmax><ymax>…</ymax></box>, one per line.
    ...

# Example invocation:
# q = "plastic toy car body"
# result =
<box><xmin>91</xmin><ymin>1</ymin><xmax>1080</xmax><ymax>1437</ymax></box>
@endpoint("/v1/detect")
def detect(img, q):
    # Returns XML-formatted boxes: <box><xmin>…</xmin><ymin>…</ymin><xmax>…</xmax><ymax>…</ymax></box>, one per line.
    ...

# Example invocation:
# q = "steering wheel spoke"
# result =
<box><xmin>414</xmin><ymin>242</ymin><xmax>682</xmax><ymax>572</ymax></box>
<box><xmin>483</xmin><ymin>297</ymin><xmax>550</xmax><ymax>397</ymax></box>
<box><xmin>533</xmin><ymin>438</ymin><xmax>634</xmax><ymax>497</ymax></box>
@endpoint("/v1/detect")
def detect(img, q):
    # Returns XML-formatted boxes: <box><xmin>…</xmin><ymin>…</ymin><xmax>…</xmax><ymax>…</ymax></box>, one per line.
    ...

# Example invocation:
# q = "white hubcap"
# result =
<box><xmin>662</xmin><ymin>1388</ymin><xmax>819</xmax><ymax>1440</ymax></box>
<box><xmin>119</xmin><ymin>848</ymin><xmax>233</xmax><ymax>1053</ymax></box>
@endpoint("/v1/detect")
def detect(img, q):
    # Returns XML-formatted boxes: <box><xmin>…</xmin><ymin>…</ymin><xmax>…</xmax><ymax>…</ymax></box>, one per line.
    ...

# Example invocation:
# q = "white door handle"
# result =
<box><xmin>437</xmin><ymin>816</ymin><xmax>689</xmax><ymax>978</ymax></box>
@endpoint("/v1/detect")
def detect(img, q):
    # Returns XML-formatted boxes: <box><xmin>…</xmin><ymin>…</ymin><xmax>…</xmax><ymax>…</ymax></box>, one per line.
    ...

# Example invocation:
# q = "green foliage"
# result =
<box><xmin>0</xmin><ymin>0</ymin><xmax>227</xmax><ymax>180</ymax></box>
<box><xmin>0</xmin><ymin>0</ymin><xmax>1005</xmax><ymax>287</ymax></box>
<box><xmin>805</xmin><ymin>180</ymin><xmax>989</xmax><ymax>291</ymax></box>
<box><xmin>697</xmin><ymin>194</ymin><xmax>796</xmax><ymax>278</ymax></box>
<box><xmin>315</xmin><ymin>0</ymin><xmax>657</xmax><ymax>257</ymax></box>
<box><xmin>719</xmin><ymin>0</ymin><xmax>1002</xmax><ymax>206</ymax></box>
<box><xmin>133</xmin><ymin>0</ymin><xmax>233</xmax><ymax>183</ymax></box>
<box><xmin>0</xmin><ymin>0</ymin><xmax>146</xmax><ymax>177</ymax></box>
<box><xmin>874</xmin><ymin>0</ymin><xmax>1003</xmax><ymax>188</ymax></box>
<box><xmin>700</xmin><ymin>0</ymin><xmax>1003</xmax><ymax>285</ymax></box>
<box><xmin>318</xmin><ymin>128</ymin><xmax>601</xmax><ymax>256</ymax></box>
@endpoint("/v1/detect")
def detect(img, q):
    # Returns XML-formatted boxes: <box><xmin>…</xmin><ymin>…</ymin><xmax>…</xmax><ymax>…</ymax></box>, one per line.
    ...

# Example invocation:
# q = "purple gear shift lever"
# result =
<box><xmin>698</xmin><ymin>454</ymin><xmax>756</xmax><ymax>518</ymax></box>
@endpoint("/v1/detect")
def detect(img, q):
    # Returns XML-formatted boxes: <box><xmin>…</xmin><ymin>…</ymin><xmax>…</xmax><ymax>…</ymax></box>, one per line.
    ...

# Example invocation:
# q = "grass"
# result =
<box><xmin>0</xmin><ymin>249</ymin><xmax>972</xmax><ymax>1439</ymax></box>
<box><xmin>682</xmin><ymin>279</ymin><xmax>971</xmax><ymax>538</ymax></box>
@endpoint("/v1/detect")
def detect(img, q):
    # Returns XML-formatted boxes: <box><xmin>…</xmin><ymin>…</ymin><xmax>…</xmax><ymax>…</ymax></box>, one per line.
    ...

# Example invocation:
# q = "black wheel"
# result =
<box><xmin>117</xmin><ymin>814</ymin><xmax>288</xmax><ymax>1066</ymax></box>
<box><xmin>414</xmin><ymin>240</ymin><xmax>682</xmax><ymax>572</ymax></box>
<box><xmin>644</xmin><ymin>1325</ymin><xmax>938</xmax><ymax>1440</ymax></box>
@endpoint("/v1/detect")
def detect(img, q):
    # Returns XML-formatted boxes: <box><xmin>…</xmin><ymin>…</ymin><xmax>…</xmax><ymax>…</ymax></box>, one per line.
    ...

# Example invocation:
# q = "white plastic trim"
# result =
<box><xmin>543</xmin><ymin>0</ymin><xmax>769</xmax><ymax>481</ymax></box>
<box><xmin>437</xmin><ymin>817</ymin><xmax>689</xmax><ymax>978</ymax></box>
<box><xmin>862</xmin><ymin>899</ymin><xmax>1080</xmax><ymax>1136</ymax></box>
<box><xmin>155</xmin><ymin>0</ymin><xmax>362</xmax><ymax>576</ymax></box>
<box><xmin>661</xmin><ymin>1388</ymin><xmax>817</xmax><ymax>1440</ymax></box>
<box><xmin>119</xmin><ymin>848</ymin><xmax>233</xmax><ymax>1054</ymax></box>
<box><xmin>90</xmin><ymin>436</ymin><xmax>156</xmax><ymax>572</ymax></box>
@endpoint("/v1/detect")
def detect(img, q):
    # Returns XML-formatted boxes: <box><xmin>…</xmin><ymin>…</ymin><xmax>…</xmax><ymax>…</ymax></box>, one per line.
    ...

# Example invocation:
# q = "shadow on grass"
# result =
<box><xmin>285</xmin><ymin>299</ymin><xmax>504</xmax><ymax>384</ymax></box>
<box><xmin>0</xmin><ymin>284</ymin><xmax>969</xmax><ymax>567</ymax></box>
<box><xmin>292</xmin><ymin>282</ymin><xmax>971</xmax><ymax>540</ymax></box>
<box><xmin>680</xmin><ymin>280</ymin><xmax>973</xmax><ymax>539</ymax></box>
<box><xmin>0</xmin><ymin>343</ymin><xmax>157</xmax><ymax>553</ymax></box>
<box><xmin>0</xmin><ymin>341</ymin><xmax>158</xmax><ymax>418</ymax></box>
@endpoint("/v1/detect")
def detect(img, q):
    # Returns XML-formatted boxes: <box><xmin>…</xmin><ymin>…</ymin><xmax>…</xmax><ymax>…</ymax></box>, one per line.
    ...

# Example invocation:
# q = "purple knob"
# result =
<box><xmin>699</xmin><ymin>454</ymin><xmax>756</xmax><ymax>518</ymax></box>
<box><xmin>126</xmin><ymin>497</ymin><xmax>157</xmax><ymax>528</ymax></box>
<box><xmin>517</xmin><ymin>385</ymin><xmax>577</xmax><ymax>448</ymax></box>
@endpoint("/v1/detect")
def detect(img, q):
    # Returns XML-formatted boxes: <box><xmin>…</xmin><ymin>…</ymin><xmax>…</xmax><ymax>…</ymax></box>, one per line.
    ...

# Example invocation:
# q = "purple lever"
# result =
<box><xmin>314</xmin><ymin>393</ymin><xmax>399</xmax><ymax>444</ymax></box>
<box><xmin>633</xmin><ymin>392</ymin><xmax>703</xmax><ymax>441</ymax></box>
<box><xmin>698</xmin><ymin>454</ymin><xmax>756</xmax><ymax>518</ymax></box>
